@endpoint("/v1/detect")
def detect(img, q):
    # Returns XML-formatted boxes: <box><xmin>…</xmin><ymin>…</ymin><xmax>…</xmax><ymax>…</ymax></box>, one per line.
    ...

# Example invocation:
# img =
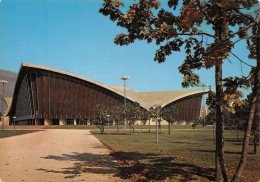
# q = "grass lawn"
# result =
<box><xmin>92</xmin><ymin>129</ymin><xmax>259</xmax><ymax>182</ymax></box>
<box><xmin>0</xmin><ymin>130</ymin><xmax>41</xmax><ymax>138</ymax></box>
<box><xmin>49</xmin><ymin>125</ymin><xmax>99</xmax><ymax>130</ymax></box>
<box><xmin>49</xmin><ymin>124</ymin><xmax>208</xmax><ymax>130</ymax></box>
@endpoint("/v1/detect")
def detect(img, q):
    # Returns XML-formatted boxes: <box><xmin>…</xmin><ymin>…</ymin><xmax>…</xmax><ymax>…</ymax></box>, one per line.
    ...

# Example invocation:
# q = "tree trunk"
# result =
<box><xmin>215</xmin><ymin>64</ymin><xmax>228</xmax><ymax>182</ymax></box>
<box><xmin>232</xmin><ymin>94</ymin><xmax>257</xmax><ymax>182</ymax></box>
<box><xmin>117</xmin><ymin>122</ymin><xmax>119</xmax><ymax>134</ymax></box>
<box><xmin>232</xmin><ymin>21</ymin><xmax>260</xmax><ymax>182</ymax></box>
<box><xmin>149</xmin><ymin>119</ymin><xmax>151</xmax><ymax>133</ymax></box>
<box><xmin>237</xmin><ymin>124</ymin><xmax>239</xmax><ymax>142</ymax></box>
<box><xmin>159</xmin><ymin>121</ymin><xmax>161</xmax><ymax>134</ymax></box>
<box><xmin>253</xmin><ymin>134</ymin><xmax>257</xmax><ymax>155</ymax></box>
<box><xmin>253</xmin><ymin>80</ymin><xmax>260</xmax><ymax>155</ymax></box>
<box><xmin>168</xmin><ymin>122</ymin><xmax>171</xmax><ymax>134</ymax></box>
<box><xmin>213</xmin><ymin>122</ymin><xmax>215</xmax><ymax>144</ymax></box>
<box><xmin>100</xmin><ymin>126</ymin><xmax>104</xmax><ymax>134</ymax></box>
<box><xmin>215</xmin><ymin>9</ymin><xmax>228</xmax><ymax>181</ymax></box>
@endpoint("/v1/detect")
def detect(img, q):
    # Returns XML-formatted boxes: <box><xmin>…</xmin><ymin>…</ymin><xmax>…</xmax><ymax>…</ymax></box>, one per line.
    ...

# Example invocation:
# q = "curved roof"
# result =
<box><xmin>7</xmin><ymin>63</ymin><xmax>209</xmax><ymax>115</ymax></box>
<box><xmin>111</xmin><ymin>85</ymin><xmax>209</xmax><ymax>109</ymax></box>
<box><xmin>22</xmin><ymin>63</ymin><xmax>139</xmax><ymax>103</ymax></box>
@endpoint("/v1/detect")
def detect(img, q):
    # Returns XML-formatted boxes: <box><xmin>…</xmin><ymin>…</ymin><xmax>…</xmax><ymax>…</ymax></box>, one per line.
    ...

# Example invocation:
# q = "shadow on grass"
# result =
<box><xmin>36</xmin><ymin>151</ymin><xmax>215</xmax><ymax>181</ymax></box>
<box><xmin>90</xmin><ymin>132</ymin><xmax>132</xmax><ymax>136</ymax></box>
<box><xmin>194</xmin><ymin>149</ymin><xmax>242</xmax><ymax>155</ymax></box>
<box><xmin>111</xmin><ymin>151</ymin><xmax>215</xmax><ymax>182</ymax></box>
<box><xmin>36</xmin><ymin>152</ymin><xmax>120</xmax><ymax>179</ymax></box>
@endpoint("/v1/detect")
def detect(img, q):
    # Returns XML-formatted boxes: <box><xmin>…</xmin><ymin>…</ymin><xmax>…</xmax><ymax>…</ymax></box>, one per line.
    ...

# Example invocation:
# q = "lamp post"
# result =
<box><xmin>106</xmin><ymin>114</ymin><xmax>110</xmax><ymax>134</ymax></box>
<box><xmin>13</xmin><ymin>116</ymin><xmax>16</xmax><ymax>133</ymax></box>
<box><xmin>153</xmin><ymin>104</ymin><xmax>161</xmax><ymax>144</ymax></box>
<box><xmin>200</xmin><ymin>83</ymin><xmax>208</xmax><ymax>130</ymax></box>
<box><xmin>0</xmin><ymin>80</ymin><xmax>8</xmax><ymax>131</ymax></box>
<box><xmin>35</xmin><ymin>111</ymin><xmax>38</xmax><ymax>125</ymax></box>
<box><xmin>121</xmin><ymin>76</ymin><xmax>129</xmax><ymax>131</ymax></box>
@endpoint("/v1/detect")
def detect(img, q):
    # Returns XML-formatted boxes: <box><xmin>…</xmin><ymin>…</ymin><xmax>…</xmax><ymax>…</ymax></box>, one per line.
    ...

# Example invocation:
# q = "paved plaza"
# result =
<box><xmin>0</xmin><ymin>129</ymin><xmax>122</xmax><ymax>182</ymax></box>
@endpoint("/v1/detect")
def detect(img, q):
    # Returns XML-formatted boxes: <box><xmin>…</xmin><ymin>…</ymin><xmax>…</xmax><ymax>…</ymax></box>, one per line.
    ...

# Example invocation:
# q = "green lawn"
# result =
<box><xmin>92</xmin><ymin>129</ymin><xmax>259</xmax><ymax>181</ymax></box>
<box><xmin>0</xmin><ymin>130</ymin><xmax>41</xmax><ymax>138</ymax></box>
<box><xmin>49</xmin><ymin>124</ymin><xmax>209</xmax><ymax>130</ymax></box>
<box><xmin>49</xmin><ymin>125</ymin><xmax>99</xmax><ymax>130</ymax></box>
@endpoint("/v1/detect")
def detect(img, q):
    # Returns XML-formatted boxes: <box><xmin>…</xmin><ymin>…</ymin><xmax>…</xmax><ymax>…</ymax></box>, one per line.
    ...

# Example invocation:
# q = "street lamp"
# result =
<box><xmin>106</xmin><ymin>114</ymin><xmax>110</xmax><ymax>134</ymax></box>
<box><xmin>199</xmin><ymin>83</ymin><xmax>208</xmax><ymax>127</ymax></box>
<box><xmin>12</xmin><ymin>116</ymin><xmax>16</xmax><ymax>133</ymax></box>
<box><xmin>121</xmin><ymin>76</ymin><xmax>129</xmax><ymax>131</ymax></box>
<box><xmin>35</xmin><ymin>111</ymin><xmax>38</xmax><ymax>125</ymax></box>
<box><xmin>0</xmin><ymin>80</ymin><xmax>8</xmax><ymax>131</ymax></box>
<box><xmin>153</xmin><ymin>104</ymin><xmax>161</xmax><ymax>144</ymax></box>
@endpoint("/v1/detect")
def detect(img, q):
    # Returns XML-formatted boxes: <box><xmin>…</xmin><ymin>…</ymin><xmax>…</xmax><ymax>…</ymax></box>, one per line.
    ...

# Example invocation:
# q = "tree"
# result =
<box><xmin>100</xmin><ymin>1</ymin><xmax>259</xmax><ymax>181</ymax></box>
<box><xmin>232</xmin><ymin>32</ymin><xmax>260</xmax><ymax>180</ymax></box>
<box><xmin>149</xmin><ymin>106</ymin><xmax>163</xmax><ymax>133</ymax></box>
<box><xmin>161</xmin><ymin>105</ymin><xmax>178</xmax><ymax>134</ymax></box>
<box><xmin>93</xmin><ymin>104</ymin><xmax>110</xmax><ymax>134</ymax></box>
<box><xmin>125</xmin><ymin>102</ymin><xmax>143</xmax><ymax>134</ymax></box>
<box><xmin>110</xmin><ymin>105</ymin><xmax>124</xmax><ymax>134</ymax></box>
<box><xmin>138</xmin><ymin>106</ymin><xmax>150</xmax><ymax>133</ymax></box>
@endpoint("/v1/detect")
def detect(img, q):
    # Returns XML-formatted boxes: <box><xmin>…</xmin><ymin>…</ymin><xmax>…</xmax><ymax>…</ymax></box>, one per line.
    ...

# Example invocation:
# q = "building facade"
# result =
<box><xmin>6</xmin><ymin>63</ymin><xmax>208</xmax><ymax>126</ymax></box>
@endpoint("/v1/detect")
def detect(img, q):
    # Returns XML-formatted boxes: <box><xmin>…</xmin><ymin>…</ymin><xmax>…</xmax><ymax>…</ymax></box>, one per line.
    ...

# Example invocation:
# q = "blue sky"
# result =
<box><xmin>0</xmin><ymin>0</ymin><xmax>256</xmax><ymax>93</ymax></box>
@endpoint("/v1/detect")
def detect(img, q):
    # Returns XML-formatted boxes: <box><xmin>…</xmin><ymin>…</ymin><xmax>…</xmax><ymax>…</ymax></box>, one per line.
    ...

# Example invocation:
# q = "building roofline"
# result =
<box><xmin>22</xmin><ymin>63</ymin><xmax>140</xmax><ymax>103</ymax></box>
<box><xmin>161</xmin><ymin>90</ymin><xmax>210</xmax><ymax>108</ymax></box>
<box><xmin>7</xmin><ymin>63</ymin><xmax>211</xmax><ymax>116</ymax></box>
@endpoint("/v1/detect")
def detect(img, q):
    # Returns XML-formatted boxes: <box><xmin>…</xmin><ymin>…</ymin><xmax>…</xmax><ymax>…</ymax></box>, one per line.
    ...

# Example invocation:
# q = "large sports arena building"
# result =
<box><xmin>3</xmin><ymin>63</ymin><xmax>208</xmax><ymax>126</ymax></box>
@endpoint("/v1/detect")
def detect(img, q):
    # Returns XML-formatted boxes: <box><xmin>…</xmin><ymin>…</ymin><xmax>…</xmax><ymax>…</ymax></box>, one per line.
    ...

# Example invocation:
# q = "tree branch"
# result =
<box><xmin>178</xmin><ymin>32</ymin><xmax>216</xmax><ymax>38</ymax></box>
<box><xmin>231</xmin><ymin>52</ymin><xmax>255</xmax><ymax>67</ymax></box>
<box><xmin>233</xmin><ymin>9</ymin><xmax>257</xmax><ymax>24</ymax></box>
<box><xmin>230</xmin><ymin>25</ymin><xmax>254</xmax><ymax>38</ymax></box>
<box><xmin>232</xmin><ymin>38</ymin><xmax>247</xmax><ymax>45</ymax></box>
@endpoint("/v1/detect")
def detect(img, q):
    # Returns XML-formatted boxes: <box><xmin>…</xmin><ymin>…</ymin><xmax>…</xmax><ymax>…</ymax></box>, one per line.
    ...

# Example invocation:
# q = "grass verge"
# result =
<box><xmin>0</xmin><ymin>130</ymin><xmax>41</xmax><ymax>138</ymax></box>
<box><xmin>92</xmin><ymin>129</ymin><xmax>259</xmax><ymax>181</ymax></box>
<box><xmin>48</xmin><ymin>124</ymin><xmax>209</xmax><ymax>130</ymax></box>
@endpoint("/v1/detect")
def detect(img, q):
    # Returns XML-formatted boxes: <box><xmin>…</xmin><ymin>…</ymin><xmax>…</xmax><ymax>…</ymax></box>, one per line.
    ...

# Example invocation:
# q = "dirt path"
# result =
<box><xmin>0</xmin><ymin>129</ymin><xmax>122</xmax><ymax>182</ymax></box>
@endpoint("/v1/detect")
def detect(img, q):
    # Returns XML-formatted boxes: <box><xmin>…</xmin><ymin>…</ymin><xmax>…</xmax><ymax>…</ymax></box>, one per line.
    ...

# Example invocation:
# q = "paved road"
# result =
<box><xmin>0</xmin><ymin>129</ymin><xmax>122</xmax><ymax>182</ymax></box>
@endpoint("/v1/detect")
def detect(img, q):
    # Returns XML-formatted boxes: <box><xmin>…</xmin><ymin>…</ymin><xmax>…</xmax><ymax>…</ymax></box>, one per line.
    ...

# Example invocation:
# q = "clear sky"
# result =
<box><xmin>0</xmin><ymin>0</ymin><xmax>256</xmax><ymax>93</ymax></box>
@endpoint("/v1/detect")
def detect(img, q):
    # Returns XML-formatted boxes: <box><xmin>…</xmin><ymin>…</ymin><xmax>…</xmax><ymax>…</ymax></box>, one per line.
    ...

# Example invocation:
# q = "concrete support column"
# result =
<box><xmin>44</xmin><ymin>119</ymin><xmax>52</xmax><ymax>126</ymax></box>
<box><xmin>74</xmin><ymin>119</ymin><xmax>77</xmax><ymax>125</ymax></box>
<box><xmin>4</xmin><ymin>116</ymin><xmax>10</xmax><ymax>126</ymax></box>
<box><xmin>59</xmin><ymin>118</ymin><xmax>66</xmax><ymax>125</ymax></box>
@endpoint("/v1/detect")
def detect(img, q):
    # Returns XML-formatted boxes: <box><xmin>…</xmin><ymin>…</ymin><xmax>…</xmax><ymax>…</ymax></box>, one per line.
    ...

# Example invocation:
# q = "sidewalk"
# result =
<box><xmin>0</xmin><ymin>129</ymin><xmax>122</xmax><ymax>182</ymax></box>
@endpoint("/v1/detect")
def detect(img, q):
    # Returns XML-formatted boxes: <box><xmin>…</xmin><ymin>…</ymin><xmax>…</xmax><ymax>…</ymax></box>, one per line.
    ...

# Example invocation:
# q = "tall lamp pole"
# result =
<box><xmin>153</xmin><ymin>104</ymin><xmax>161</xmax><ymax>144</ymax></box>
<box><xmin>0</xmin><ymin>80</ymin><xmax>8</xmax><ymax>131</ymax></box>
<box><xmin>13</xmin><ymin>116</ymin><xmax>16</xmax><ymax>133</ymax></box>
<box><xmin>106</xmin><ymin>115</ymin><xmax>110</xmax><ymax>134</ymax></box>
<box><xmin>200</xmin><ymin>83</ymin><xmax>208</xmax><ymax>123</ymax></box>
<box><xmin>121</xmin><ymin>76</ymin><xmax>129</xmax><ymax>131</ymax></box>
